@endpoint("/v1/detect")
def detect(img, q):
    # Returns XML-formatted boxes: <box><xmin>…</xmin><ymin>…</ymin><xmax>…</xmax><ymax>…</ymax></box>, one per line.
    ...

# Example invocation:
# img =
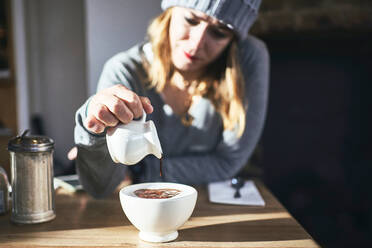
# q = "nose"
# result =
<box><xmin>189</xmin><ymin>23</ymin><xmax>208</xmax><ymax>53</ymax></box>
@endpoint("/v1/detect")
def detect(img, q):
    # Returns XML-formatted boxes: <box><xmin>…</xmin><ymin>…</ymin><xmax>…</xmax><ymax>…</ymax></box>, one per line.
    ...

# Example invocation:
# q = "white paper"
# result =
<box><xmin>54</xmin><ymin>174</ymin><xmax>83</xmax><ymax>191</ymax></box>
<box><xmin>208</xmin><ymin>180</ymin><xmax>265</xmax><ymax>206</ymax></box>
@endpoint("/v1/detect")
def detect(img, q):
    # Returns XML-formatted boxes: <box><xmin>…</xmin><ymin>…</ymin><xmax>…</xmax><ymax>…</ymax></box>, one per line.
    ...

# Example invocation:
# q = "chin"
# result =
<box><xmin>174</xmin><ymin>63</ymin><xmax>200</xmax><ymax>73</ymax></box>
<box><xmin>172</xmin><ymin>57</ymin><xmax>199</xmax><ymax>72</ymax></box>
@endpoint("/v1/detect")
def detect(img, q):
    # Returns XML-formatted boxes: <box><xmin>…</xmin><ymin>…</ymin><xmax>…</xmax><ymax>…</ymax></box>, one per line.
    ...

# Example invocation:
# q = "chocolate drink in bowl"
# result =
<box><xmin>134</xmin><ymin>188</ymin><xmax>180</xmax><ymax>199</ymax></box>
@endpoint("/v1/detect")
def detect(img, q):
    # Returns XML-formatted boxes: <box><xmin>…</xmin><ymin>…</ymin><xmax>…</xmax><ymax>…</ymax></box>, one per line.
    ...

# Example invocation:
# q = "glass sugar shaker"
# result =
<box><xmin>8</xmin><ymin>130</ymin><xmax>56</xmax><ymax>224</ymax></box>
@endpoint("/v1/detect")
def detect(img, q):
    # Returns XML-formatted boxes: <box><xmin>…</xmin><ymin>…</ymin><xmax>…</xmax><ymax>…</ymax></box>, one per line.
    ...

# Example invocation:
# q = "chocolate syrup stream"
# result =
<box><xmin>159</xmin><ymin>157</ymin><xmax>163</xmax><ymax>177</ymax></box>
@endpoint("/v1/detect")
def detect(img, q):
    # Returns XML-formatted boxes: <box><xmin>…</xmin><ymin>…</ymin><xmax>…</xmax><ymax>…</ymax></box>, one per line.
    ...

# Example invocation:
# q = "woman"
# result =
<box><xmin>74</xmin><ymin>0</ymin><xmax>269</xmax><ymax>198</ymax></box>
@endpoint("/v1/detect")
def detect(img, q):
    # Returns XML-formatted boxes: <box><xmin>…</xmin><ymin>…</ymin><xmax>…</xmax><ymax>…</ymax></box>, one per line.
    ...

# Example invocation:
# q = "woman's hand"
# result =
<box><xmin>84</xmin><ymin>84</ymin><xmax>153</xmax><ymax>134</ymax></box>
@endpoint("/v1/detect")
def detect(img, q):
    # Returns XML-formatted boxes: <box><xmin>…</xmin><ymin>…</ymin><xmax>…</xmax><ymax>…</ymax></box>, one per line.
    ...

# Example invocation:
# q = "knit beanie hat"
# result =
<box><xmin>161</xmin><ymin>0</ymin><xmax>262</xmax><ymax>40</ymax></box>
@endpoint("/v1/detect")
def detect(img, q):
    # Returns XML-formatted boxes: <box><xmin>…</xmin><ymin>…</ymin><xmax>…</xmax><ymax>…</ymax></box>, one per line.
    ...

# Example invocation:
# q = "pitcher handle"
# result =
<box><xmin>139</xmin><ymin>110</ymin><xmax>147</xmax><ymax>123</ymax></box>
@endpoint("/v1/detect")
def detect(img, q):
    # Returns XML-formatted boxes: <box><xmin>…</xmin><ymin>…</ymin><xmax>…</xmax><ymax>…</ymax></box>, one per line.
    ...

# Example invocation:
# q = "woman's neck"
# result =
<box><xmin>176</xmin><ymin>67</ymin><xmax>205</xmax><ymax>82</ymax></box>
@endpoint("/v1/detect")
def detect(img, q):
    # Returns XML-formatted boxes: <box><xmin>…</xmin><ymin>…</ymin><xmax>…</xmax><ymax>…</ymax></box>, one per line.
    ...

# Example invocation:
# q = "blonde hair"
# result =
<box><xmin>146</xmin><ymin>8</ymin><xmax>247</xmax><ymax>137</ymax></box>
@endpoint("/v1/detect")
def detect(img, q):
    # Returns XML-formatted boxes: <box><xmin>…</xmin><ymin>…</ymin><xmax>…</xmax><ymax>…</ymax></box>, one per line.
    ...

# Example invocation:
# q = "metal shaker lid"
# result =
<box><xmin>8</xmin><ymin>130</ymin><xmax>54</xmax><ymax>152</ymax></box>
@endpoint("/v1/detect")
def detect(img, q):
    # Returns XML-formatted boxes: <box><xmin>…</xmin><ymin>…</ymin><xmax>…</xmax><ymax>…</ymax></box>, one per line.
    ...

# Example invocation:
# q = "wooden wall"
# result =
<box><xmin>0</xmin><ymin>0</ymin><xmax>17</xmax><ymax>175</ymax></box>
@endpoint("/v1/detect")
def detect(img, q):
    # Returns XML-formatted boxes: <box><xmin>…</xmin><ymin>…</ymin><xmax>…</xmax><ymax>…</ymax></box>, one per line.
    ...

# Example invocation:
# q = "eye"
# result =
<box><xmin>184</xmin><ymin>17</ymin><xmax>199</xmax><ymax>25</ymax></box>
<box><xmin>208</xmin><ymin>27</ymin><xmax>229</xmax><ymax>39</ymax></box>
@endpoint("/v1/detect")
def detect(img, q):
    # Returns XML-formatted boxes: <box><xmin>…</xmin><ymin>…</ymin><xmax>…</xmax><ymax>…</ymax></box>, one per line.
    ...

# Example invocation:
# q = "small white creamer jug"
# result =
<box><xmin>106</xmin><ymin>112</ymin><xmax>162</xmax><ymax>165</ymax></box>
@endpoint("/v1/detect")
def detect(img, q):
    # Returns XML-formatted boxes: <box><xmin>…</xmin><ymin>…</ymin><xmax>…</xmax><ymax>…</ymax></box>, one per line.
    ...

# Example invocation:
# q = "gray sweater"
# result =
<box><xmin>74</xmin><ymin>35</ymin><xmax>270</xmax><ymax>198</ymax></box>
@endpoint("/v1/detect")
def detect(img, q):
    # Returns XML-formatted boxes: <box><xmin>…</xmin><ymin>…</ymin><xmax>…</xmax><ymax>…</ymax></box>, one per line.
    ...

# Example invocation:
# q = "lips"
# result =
<box><xmin>184</xmin><ymin>51</ymin><xmax>198</xmax><ymax>61</ymax></box>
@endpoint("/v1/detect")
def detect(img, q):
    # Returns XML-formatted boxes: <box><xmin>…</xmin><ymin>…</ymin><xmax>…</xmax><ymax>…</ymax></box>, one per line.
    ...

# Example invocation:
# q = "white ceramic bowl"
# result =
<box><xmin>119</xmin><ymin>182</ymin><xmax>197</xmax><ymax>243</ymax></box>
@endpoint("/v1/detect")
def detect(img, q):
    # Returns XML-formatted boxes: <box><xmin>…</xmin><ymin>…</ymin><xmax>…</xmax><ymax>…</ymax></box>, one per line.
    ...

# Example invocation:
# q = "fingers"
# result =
<box><xmin>95</xmin><ymin>94</ymin><xmax>133</xmax><ymax>124</ymax></box>
<box><xmin>94</xmin><ymin>103</ymin><xmax>119</xmax><ymax>126</ymax></box>
<box><xmin>67</xmin><ymin>146</ymin><xmax>78</xmax><ymax>161</ymax></box>
<box><xmin>84</xmin><ymin>115</ymin><xmax>106</xmax><ymax>134</ymax></box>
<box><xmin>86</xmin><ymin>94</ymin><xmax>120</xmax><ymax>133</ymax></box>
<box><xmin>111</xmin><ymin>85</ymin><xmax>144</xmax><ymax>119</ymax></box>
<box><xmin>140</xmin><ymin>96</ymin><xmax>154</xmax><ymax>114</ymax></box>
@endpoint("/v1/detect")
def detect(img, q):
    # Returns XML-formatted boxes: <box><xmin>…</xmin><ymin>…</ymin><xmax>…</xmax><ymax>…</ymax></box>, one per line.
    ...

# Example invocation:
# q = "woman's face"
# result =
<box><xmin>169</xmin><ymin>7</ymin><xmax>234</xmax><ymax>78</ymax></box>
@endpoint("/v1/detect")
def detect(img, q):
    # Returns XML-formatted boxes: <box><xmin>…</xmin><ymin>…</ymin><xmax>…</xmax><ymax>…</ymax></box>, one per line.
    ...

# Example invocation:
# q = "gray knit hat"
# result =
<box><xmin>161</xmin><ymin>0</ymin><xmax>261</xmax><ymax>40</ymax></box>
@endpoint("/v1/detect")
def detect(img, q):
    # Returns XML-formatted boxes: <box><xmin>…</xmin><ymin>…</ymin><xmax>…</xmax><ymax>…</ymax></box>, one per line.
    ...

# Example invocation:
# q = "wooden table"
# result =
<box><xmin>0</xmin><ymin>181</ymin><xmax>319</xmax><ymax>247</ymax></box>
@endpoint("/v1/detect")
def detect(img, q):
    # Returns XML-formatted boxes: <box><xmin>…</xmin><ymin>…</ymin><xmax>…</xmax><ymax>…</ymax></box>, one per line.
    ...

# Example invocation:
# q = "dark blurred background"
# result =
<box><xmin>250</xmin><ymin>0</ymin><xmax>372</xmax><ymax>247</ymax></box>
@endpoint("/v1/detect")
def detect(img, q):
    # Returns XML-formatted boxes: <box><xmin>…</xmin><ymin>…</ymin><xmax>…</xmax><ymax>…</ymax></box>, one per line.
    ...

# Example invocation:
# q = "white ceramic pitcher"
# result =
<box><xmin>106</xmin><ymin>112</ymin><xmax>162</xmax><ymax>165</ymax></box>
